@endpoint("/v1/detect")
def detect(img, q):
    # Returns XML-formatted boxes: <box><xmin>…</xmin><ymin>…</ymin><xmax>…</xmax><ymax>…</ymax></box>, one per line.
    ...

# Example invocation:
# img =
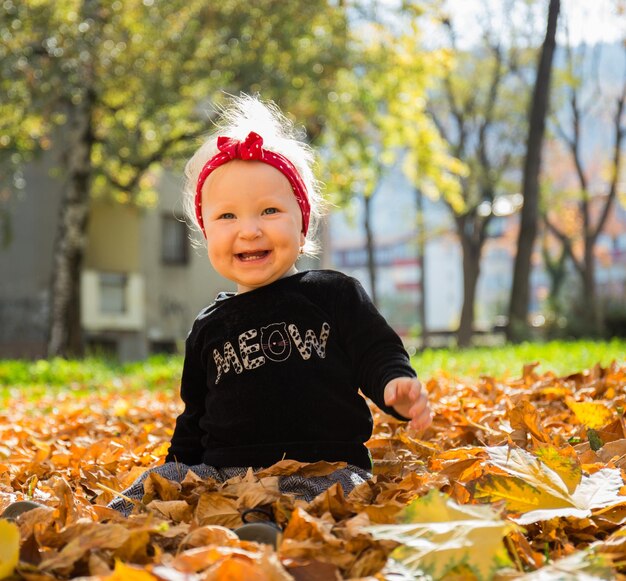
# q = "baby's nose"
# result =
<box><xmin>238</xmin><ymin>218</ymin><xmax>262</xmax><ymax>239</ymax></box>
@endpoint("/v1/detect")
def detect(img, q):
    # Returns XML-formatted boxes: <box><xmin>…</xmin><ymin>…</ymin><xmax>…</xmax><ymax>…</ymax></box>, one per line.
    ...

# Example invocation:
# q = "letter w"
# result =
<box><xmin>213</xmin><ymin>342</ymin><xmax>243</xmax><ymax>384</ymax></box>
<box><xmin>288</xmin><ymin>322</ymin><xmax>330</xmax><ymax>360</ymax></box>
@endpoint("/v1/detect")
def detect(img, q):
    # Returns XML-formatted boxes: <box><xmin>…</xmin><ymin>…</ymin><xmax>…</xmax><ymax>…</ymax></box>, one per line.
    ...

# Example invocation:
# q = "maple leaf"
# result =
<box><xmin>367</xmin><ymin>490</ymin><xmax>519</xmax><ymax>580</ymax></box>
<box><xmin>475</xmin><ymin>446</ymin><xmax>625</xmax><ymax>524</ymax></box>
<box><xmin>0</xmin><ymin>520</ymin><xmax>19</xmax><ymax>580</ymax></box>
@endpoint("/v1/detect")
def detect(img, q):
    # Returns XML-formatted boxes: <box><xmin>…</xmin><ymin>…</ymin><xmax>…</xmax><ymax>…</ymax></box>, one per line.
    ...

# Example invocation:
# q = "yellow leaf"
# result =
<box><xmin>474</xmin><ymin>474</ymin><xmax>573</xmax><ymax>514</ymax></box>
<box><xmin>566</xmin><ymin>399</ymin><xmax>614</xmax><ymax>429</ymax></box>
<box><xmin>0</xmin><ymin>520</ymin><xmax>19</xmax><ymax>580</ymax></box>
<box><xmin>368</xmin><ymin>491</ymin><xmax>518</xmax><ymax>580</ymax></box>
<box><xmin>534</xmin><ymin>444</ymin><xmax>582</xmax><ymax>494</ymax></box>
<box><xmin>483</xmin><ymin>446</ymin><xmax>625</xmax><ymax>524</ymax></box>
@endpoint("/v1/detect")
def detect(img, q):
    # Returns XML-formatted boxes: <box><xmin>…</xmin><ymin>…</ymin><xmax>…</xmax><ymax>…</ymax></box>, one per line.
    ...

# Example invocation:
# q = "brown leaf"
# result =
<box><xmin>284</xmin><ymin>559</ymin><xmax>342</xmax><ymax>580</ymax></box>
<box><xmin>256</xmin><ymin>460</ymin><xmax>347</xmax><ymax>478</ymax></box>
<box><xmin>39</xmin><ymin>524</ymin><xmax>131</xmax><ymax>574</ymax></box>
<box><xmin>195</xmin><ymin>492</ymin><xmax>242</xmax><ymax>528</ymax></box>
<box><xmin>180</xmin><ymin>524</ymin><xmax>240</xmax><ymax>549</ymax></box>
<box><xmin>143</xmin><ymin>472</ymin><xmax>182</xmax><ymax>502</ymax></box>
<box><xmin>146</xmin><ymin>500</ymin><xmax>192</xmax><ymax>523</ymax></box>
<box><xmin>306</xmin><ymin>483</ymin><xmax>356</xmax><ymax>521</ymax></box>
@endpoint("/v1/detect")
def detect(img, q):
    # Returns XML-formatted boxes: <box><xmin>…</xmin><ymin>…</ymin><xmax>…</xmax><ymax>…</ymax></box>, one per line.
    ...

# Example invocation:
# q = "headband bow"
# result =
<box><xmin>217</xmin><ymin>131</ymin><xmax>264</xmax><ymax>161</ymax></box>
<box><xmin>195</xmin><ymin>131</ymin><xmax>311</xmax><ymax>237</ymax></box>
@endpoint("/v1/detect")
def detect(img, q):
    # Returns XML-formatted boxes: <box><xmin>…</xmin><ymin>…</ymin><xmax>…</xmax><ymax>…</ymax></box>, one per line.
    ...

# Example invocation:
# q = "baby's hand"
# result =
<box><xmin>384</xmin><ymin>377</ymin><xmax>432</xmax><ymax>433</ymax></box>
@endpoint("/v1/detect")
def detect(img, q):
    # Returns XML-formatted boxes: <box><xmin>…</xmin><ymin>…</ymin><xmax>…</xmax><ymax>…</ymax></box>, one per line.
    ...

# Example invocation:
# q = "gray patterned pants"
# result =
<box><xmin>108</xmin><ymin>462</ymin><xmax>372</xmax><ymax>516</ymax></box>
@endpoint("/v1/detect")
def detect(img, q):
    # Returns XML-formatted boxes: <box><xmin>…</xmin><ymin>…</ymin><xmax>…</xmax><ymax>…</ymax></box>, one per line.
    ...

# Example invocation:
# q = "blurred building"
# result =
<box><xmin>2</xmin><ymin>152</ymin><xmax>624</xmax><ymax>360</ymax></box>
<box><xmin>328</xmin><ymin>165</ymin><xmax>626</xmax><ymax>343</ymax></box>
<box><xmin>0</xmin><ymin>158</ymin><xmax>231</xmax><ymax>360</ymax></box>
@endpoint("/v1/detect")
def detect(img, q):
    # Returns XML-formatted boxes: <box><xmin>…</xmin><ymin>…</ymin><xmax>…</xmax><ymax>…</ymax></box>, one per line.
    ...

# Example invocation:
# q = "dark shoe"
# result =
<box><xmin>234</xmin><ymin>507</ymin><xmax>281</xmax><ymax>548</ymax></box>
<box><xmin>234</xmin><ymin>521</ymin><xmax>281</xmax><ymax>547</ymax></box>
<box><xmin>1</xmin><ymin>500</ymin><xmax>45</xmax><ymax>521</ymax></box>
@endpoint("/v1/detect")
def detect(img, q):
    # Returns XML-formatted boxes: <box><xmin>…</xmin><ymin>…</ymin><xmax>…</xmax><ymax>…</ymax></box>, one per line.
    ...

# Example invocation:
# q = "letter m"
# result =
<box><xmin>213</xmin><ymin>341</ymin><xmax>243</xmax><ymax>384</ymax></box>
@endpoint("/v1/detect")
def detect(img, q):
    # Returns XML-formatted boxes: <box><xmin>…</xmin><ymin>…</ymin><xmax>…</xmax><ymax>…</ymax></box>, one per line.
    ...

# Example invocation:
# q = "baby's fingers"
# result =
<box><xmin>409</xmin><ymin>405</ymin><xmax>433</xmax><ymax>432</ymax></box>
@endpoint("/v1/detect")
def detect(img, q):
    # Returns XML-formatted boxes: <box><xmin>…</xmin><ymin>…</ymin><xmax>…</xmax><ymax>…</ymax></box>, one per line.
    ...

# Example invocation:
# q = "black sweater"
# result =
<box><xmin>165</xmin><ymin>270</ymin><xmax>415</xmax><ymax>471</ymax></box>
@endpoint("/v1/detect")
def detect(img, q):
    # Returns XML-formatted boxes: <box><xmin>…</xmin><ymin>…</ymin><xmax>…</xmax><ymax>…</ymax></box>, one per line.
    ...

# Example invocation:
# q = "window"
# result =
<box><xmin>162</xmin><ymin>215</ymin><xmax>188</xmax><ymax>265</ymax></box>
<box><xmin>100</xmin><ymin>273</ymin><xmax>127</xmax><ymax>315</ymax></box>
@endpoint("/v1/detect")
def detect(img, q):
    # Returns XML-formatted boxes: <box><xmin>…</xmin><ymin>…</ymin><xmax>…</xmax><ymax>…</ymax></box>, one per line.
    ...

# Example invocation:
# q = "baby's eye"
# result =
<box><xmin>262</xmin><ymin>207</ymin><xmax>279</xmax><ymax>215</ymax></box>
<box><xmin>218</xmin><ymin>212</ymin><xmax>236</xmax><ymax>220</ymax></box>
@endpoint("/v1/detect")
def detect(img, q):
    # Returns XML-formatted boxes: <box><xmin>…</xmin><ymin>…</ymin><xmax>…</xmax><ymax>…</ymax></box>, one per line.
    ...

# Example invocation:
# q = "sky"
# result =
<box><xmin>425</xmin><ymin>0</ymin><xmax>625</xmax><ymax>47</ymax></box>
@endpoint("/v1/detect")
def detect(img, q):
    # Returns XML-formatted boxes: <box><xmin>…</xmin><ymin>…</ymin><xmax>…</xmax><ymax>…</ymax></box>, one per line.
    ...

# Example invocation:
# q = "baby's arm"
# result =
<box><xmin>335</xmin><ymin>274</ymin><xmax>432</xmax><ymax>428</ymax></box>
<box><xmin>383</xmin><ymin>377</ymin><xmax>432</xmax><ymax>432</ymax></box>
<box><xmin>165</xmin><ymin>327</ymin><xmax>207</xmax><ymax>465</ymax></box>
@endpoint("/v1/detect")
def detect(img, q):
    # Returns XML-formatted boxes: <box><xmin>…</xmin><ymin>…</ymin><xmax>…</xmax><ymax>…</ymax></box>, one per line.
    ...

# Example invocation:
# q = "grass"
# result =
<box><xmin>0</xmin><ymin>339</ymin><xmax>624</xmax><ymax>400</ymax></box>
<box><xmin>0</xmin><ymin>354</ymin><xmax>184</xmax><ymax>400</ymax></box>
<box><xmin>415</xmin><ymin>338</ymin><xmax>626</xmax><ymax>379</ymax></box>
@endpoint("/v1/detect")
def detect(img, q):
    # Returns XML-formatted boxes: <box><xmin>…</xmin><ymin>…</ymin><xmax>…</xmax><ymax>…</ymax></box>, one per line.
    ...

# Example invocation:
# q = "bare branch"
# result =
<box><xmin>591</xmin><ymin>47</ymin><xmax>626</xmax><ymax>243</ymax></box>
<box><xmin>543</xmin><ymin>214</ymin><xmax>583</xmax><ymax>276</ymax></box>
<box><xmin>477</xmin><ymin>42</ymin><xmax>504</xmax><ymax>178</ymax></box>
<box><xmin>101</xmin><ymin>126</ymin><xmax>206</xmax><ymax>193</ymax></box>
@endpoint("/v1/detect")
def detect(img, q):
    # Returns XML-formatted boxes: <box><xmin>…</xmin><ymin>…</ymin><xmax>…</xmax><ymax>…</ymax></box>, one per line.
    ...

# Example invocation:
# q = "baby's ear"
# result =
<box><xmin>299</xmin><ymin>232</ymin><xmax>306</xmax><ymax>248</ymax></box>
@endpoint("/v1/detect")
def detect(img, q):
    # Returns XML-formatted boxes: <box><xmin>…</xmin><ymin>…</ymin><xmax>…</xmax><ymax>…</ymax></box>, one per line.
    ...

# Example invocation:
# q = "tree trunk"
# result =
<box><xmin>457</xmin><ymin>215</ymin><xmax>483</xmax><ymax>348</ymax></box>
<box><xmin>583</xmin><ymin>237</ymin><xmax>601</xmax><ymax>335</ymax></box>
<box><xmin>507</xmin><ymin>0</ymin><xmax>560</xmax><ymax>342</ymax></box>
<box><xmin>363</xmin><ymin>193</ymin><xmax>378</xmax><ymax>307</ymax></box>
<box><xmin>47</xmin><ymin>95</ymin><xmax>95</xmax><ymax>358</ymax></box>
<box><xmin>416</xmin><ymin>187</ymin><xmax>429</xmax><ymax>349</ymax></box>
<box><xmin>541</xmin><ymin>232</ymin><xmax>568</xmax><ymax>316</ymax></box>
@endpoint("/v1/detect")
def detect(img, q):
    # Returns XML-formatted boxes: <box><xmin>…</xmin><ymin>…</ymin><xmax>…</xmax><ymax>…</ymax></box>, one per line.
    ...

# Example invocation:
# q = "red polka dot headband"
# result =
<box><xmin>195</xmin><ymin>131</ymin><xmax>311</xmax><ymax>236</ymax></box>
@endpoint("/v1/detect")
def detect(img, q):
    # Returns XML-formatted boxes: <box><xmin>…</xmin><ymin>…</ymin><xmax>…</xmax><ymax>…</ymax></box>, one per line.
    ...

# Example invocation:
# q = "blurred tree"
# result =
<box><xmin>507</xmin><ymin>0</ymin><xmax>560</xmax><ymax>342</ymax></box>
<box><xmin>544</xmin><ymin>39</ymin><xmax>626</xmax><ymax>335</ymax></box>
<box><xmin>320</xmin><ymin>55</ymin><xmax>389</xmax><ymax>307</ymax></box>
<box><xmin>0</xmin><ymin>0</ymin><xmax>350</xmax><ymax>357</ymax></box>
<box><xmin>421</xmin><ymin>0</ymin><xmax>535</xmax><ymax>346</ymax></box>
<box><xmin>320</xmin><ymin>4</ymin><xmax>455</xmax><ymax>331</ymax></box>
<box><xmin>375</xmin><ymin>11</ymin><xmax>465</xmax><ymax>347</ymax></box>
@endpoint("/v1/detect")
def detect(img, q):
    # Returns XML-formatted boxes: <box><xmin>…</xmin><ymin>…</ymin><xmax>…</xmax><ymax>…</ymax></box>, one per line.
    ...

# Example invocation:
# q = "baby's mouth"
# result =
<box><xmin>236</xmin><ymin>251</ymin><xmax>270</xmax><ymax>261</ymax></box>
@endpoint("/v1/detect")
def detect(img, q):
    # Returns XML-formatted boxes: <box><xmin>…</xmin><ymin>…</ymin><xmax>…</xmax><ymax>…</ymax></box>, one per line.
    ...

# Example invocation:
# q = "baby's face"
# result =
<box><xmin>200</xmin><ymin>160</ymin><xmax>305</xmax><ymax>293</ymax></box>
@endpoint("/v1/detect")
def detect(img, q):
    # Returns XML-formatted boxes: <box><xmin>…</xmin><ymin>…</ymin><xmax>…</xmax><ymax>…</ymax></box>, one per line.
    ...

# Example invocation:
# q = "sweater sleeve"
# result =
<box><xmin>335</xmin><ymin>275</ymin><xmax>416</xmax><ymax>421</ymax></box>
<box><xmin>165</xmin><ymin>325</ymin><xmax>207</xmax><ymax>464</ymax></box>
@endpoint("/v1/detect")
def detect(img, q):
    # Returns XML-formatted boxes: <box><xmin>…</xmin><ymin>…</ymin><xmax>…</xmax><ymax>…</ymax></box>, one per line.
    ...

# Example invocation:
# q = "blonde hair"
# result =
<box><xmin>182</xmin><ymin>94</ymin><xmax>325</xmax><ymax>256</ymax></box>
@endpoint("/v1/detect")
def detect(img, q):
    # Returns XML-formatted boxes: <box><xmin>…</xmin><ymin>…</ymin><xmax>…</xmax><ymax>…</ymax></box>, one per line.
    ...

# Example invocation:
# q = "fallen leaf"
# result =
<box><xmin>566</xmin><ymin>399</ymin><xmax>615</xmax><ymax>430</ymax></box>
<box><xmin>102</xmin><ymin>560</ymin><xmax>158</xmax><ymax>580</ymax></box>
<box><xmin>195</xmin><ymin>493</ymin><xmax>242</xmax><ymax>528</ymax></box>
<box><xmin>0</xmin><ymin>520</ymin><xmax>19</xmax><ymax>580</ymax></box>
<box><xmin>367</xmin><ymin>490</ymin><xmax>518</xmax><ymax>580</ymax></box>
<box><xmin>477</xmin><ymin>446</ymin><xmax>625</xmax><ymax>524</ymax></box>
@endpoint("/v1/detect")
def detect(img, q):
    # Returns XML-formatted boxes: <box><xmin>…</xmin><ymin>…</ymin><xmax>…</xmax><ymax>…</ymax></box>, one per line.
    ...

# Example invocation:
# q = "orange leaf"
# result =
<box><xmin>508</xmin><ymin>400</ymin><xmax>548</xmax><ymax>443</ymax></box>
<box><xmin>102</xmin><ymin>561</ymin><xmax>158</xmax><ymax>581</ymax></box>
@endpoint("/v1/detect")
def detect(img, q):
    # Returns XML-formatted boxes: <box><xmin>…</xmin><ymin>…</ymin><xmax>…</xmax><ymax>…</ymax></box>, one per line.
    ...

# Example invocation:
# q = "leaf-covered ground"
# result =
<box><xmin>2</xmin><ymin>360</ymin><xmax>626</xmax><ymax>579</ymax></box>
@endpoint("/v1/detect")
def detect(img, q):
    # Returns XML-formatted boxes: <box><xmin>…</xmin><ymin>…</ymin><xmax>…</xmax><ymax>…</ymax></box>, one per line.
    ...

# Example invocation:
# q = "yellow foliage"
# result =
<box><xmin>565</xmin><ymin>398</ymin><xmax>614</xmax><ymax>429</ymax></box>
<box><xmin>0</xmin><ymin>520</ymin><xmax>19</xmax><ymax>580</ymax></box>
<box><xmin>368</xmin><ymin>491</ymin><xmax>518</xmax><ymax>580</ymax></box>
<box><xmin>103</xmin><ymin>561</ymin><xmax>158</xmax><ymax>581</ymax></box>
